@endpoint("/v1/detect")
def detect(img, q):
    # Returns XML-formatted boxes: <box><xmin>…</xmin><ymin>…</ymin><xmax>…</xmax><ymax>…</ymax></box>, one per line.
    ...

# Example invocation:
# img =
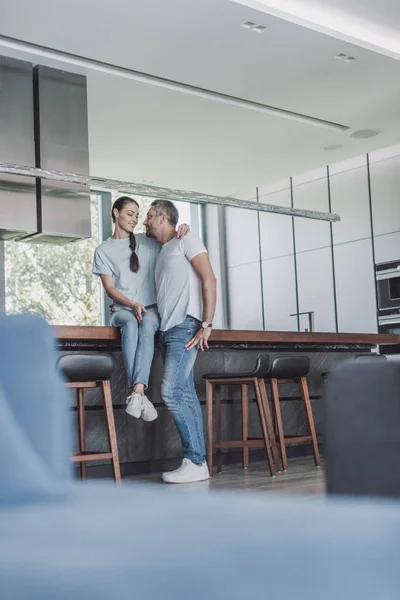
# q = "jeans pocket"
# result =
<box><xmin>186</xmin><ymin>316</ymin><xmax>200</xmax><ymax>326</ymax></box>
<box><xmin>186</xmin><ymin>319</ymin><xmax>200</xmax><ymax>334</ymax></box>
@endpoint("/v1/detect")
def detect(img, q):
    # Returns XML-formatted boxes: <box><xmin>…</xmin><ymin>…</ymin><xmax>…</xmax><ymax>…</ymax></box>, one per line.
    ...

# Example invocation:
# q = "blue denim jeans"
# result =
<box><xmin>159</xmin><ymin>316</ymin><xmax>206</xmax><ymax>465</ymax></box>
<box><xmin>110</xmin><ymin>306</ymin><xmax>160</xmax><ymax>388</ymax></box>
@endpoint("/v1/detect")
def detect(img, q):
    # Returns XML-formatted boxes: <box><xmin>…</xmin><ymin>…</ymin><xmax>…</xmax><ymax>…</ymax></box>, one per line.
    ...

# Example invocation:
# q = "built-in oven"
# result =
<box><xmin>376</xmin><ymin>260</ymin><xmax>400</xmax><ymax>335</ymax></box>
<box><xmin>377</xmin><ymin>264</ymin><xmax>400</xmax><ymax>311</ymax></box>
<box><xmin>378</xmin><ymin>311</ymin><xmax>400</xmax><ymax>335</ymax></box>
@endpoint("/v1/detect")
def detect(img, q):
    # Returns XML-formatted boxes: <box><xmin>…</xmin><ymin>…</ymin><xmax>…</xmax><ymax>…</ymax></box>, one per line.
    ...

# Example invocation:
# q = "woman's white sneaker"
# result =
<box><xmin>162</xmin><ymin>458</ymin><xmax>210</xmax><ymax>483</ymax></box>
<box><xmin>141</xmin><ymin>395</ymin><xmax>158</xmax><ymax>422</ymax></box>
<box><xmin>125</xmin><ymin>392</ymin><xmax>142</xmax><ymax>419</ymax></box>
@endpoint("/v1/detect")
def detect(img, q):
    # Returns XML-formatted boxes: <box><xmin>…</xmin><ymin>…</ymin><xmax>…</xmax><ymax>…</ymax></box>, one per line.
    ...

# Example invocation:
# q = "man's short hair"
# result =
<box><xmin>151</xmin><ymin>200</ymin><xmax>179</xmax><ymax>227</ymax></box>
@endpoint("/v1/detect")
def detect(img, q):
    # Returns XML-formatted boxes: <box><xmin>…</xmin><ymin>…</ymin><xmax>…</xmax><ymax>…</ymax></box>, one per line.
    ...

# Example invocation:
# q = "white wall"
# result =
<box><xmin>258</xmin><ymin>179</ymin><xmax>297</xmax><ymax>331</ymax></box>
<box><xmin>225</xmin><ymin>189</ymin><xmax>263</xmax><ymax>329</ymax></box>
<box><xmin>203</xmin><ymin>204</ymin><xmax>227</xmax><ymax>329</ymax></box>
<box><xmin>222</xmin><ymin>144</ymin><xmax>400</xmax><ymax>333</ymax></box>
<box><xmin>329</xmin><ymin>156</ymin><xmax>377</xmax><ymax>333</ymax></box>
<box><xmin>369</xmin><ymin>146</ymin><xmax>400</xmax><ymax>265</ymax></box>
<box><xmin>292</xmin><ymin>168</ymin><xmax>336</xmax><ymax>332</ymax></box>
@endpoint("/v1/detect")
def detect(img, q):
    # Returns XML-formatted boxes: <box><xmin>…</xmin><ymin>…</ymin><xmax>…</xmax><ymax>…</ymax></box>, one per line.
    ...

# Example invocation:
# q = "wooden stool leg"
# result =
<box><xmin>206</xmin><ymin>380</ymin><xmax>214</xmax><ymax>477</ymax></box>
<box><xmin>258</xmin><ymin>379</ymin><xmax>280</xmax><ymax>471</ymax></box>
<box><xmin>241</xmin><ymin>384</ymin><xmax>249</xmax><ymax>469</ymax></box>
<box><xmin>215</xmin><ymin>384</ymin><xmax>222</xmax><ymax>474</ymax></box>
<box><xmin>253</xmin><ymin>379</ymin><xmax>276</xmax><ymax>476</ymax></box>
<box><xmin>271</xmin><ymin>379</ymin><xmax>288</xmax><ymax>471</ymax></box>
<box><xmin>77</xmin><ymin>388</ymin><xmax>87</xmax><ymax>480</ymax></box>
<box><xmin>300</xmin><ymin>377</ymin><xmax>321</xmax><ymax>467</ymax></box>
<box><xmin>102</xmin><ymin>380</ymin><xmax>121</xmax><ymax>483</ymax></box>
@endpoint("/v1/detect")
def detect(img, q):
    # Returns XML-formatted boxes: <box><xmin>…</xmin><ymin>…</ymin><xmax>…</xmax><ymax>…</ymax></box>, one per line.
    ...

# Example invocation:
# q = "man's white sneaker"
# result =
<box><xmin>141</xmin><ymin>395</ymin><xmax>158</xmax><ymax>422</ymax></box>
<box><xmin>125</xmin><ymin>392</ymin><xmax>142</xmax><ymax>419</ymax></box>
<box><xmin>162</xmin><ymin>458</ymin><xmax>210</xmax><ymax>484</ymax></box>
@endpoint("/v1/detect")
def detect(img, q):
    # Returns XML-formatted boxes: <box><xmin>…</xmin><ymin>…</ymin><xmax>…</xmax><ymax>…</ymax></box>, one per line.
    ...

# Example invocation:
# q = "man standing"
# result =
<box><xmin>144</xmin><ymin>200</ymin><xmax>217</xmax><ymax>483</ymax></box>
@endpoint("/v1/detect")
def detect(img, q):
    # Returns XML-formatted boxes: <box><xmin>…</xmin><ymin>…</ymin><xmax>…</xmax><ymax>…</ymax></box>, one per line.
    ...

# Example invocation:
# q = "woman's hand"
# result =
<box><xmin>131</xmin><ymin>301</ymin><xmax>147</xmax><ymax>323</ymax></box>
<box><xmin>176</xmin><ymin>223</ymin><xmax>190</xmax><ymax>238</ymax></box>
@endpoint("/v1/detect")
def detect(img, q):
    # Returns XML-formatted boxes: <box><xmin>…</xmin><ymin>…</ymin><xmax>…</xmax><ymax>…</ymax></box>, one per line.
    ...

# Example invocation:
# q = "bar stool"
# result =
<box><xmin>58</xmin><ymin>353</ymin><xmax>121</xmax><ymax>483</ymax></box>
<box><xmin>261</xmin><ymin>356</ymin><xmax>320</xmax><ymax>471</ymax></box>
<box><xmin>203</xmin><ymin>354</ymin><xmax>279</xmax><ymax>477</ymax></box>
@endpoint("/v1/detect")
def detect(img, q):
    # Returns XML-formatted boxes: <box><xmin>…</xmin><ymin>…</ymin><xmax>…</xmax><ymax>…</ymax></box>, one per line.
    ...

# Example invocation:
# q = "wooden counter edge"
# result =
<box><xmin>54</xmin><ymin>326</ymin><xmax>400</xmax><ymax>346</ymax></box>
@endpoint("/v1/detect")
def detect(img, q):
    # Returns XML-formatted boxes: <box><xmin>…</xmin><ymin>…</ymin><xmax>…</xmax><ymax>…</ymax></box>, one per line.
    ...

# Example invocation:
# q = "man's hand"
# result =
<box><xmin>176</xmin><ymin>223</ymin><xmax>190</xmax><ymax>238</ymax></box>
<box><xmin>109</xmin><ymin>302</ymin><xmax>116</xmax><ymax>314</ymax></box>
<box><xmin>131</xmin><ymin>302</ymin><xmax>147</xmax><ymax>323</ymax></box>
<box><xmin>185</xmin><ymin>326</ymin><xmax>212</xmax><ymax>352</ymax></box>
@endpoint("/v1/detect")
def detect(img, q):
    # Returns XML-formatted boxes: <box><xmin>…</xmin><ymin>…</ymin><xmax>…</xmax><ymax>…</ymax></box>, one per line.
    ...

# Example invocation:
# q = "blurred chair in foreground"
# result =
<box><xmin>325</xmin><ymin>359</ymin><xmax>400</xmax><ymax>497</ymax></box>
<box><xmin>0</xmin><ymin>314</ymin><xmax>71</xmax><ymax>504</ymax></box>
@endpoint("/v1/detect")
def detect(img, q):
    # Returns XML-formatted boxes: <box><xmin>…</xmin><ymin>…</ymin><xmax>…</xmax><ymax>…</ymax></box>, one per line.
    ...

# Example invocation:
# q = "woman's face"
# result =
<box><xmin>114</xmin><ymin>202</ymin><xmax>139</xmax><ymax>233</ymax></box>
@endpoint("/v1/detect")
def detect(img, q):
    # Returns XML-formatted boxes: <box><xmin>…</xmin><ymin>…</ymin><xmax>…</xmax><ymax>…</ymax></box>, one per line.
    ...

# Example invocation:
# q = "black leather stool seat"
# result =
<box><xmin>203</xmin><ymin>354</ymin><xmax>270</xmax><ymax>380</ymax></box>
<box><xmin>268</xmin><ymin>356</ymin><xmax>310</xmax><ymax>379</ymax></box>
<box><xmin>58</xmin><ymin>354</ymin><xmax>114</xmax><ymax>383</ymax></box>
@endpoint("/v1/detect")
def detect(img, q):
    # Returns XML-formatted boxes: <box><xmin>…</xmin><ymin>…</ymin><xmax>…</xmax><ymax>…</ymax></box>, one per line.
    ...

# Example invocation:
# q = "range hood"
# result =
<box><xmin>0</xmin><ymin>56</ymin><xmax>37</xmax><ymax>240</ymax></box>
<box><xmin>19</xmin><ymin>65</ymin><xmax>91</xmax><ymax>244</ymax></box>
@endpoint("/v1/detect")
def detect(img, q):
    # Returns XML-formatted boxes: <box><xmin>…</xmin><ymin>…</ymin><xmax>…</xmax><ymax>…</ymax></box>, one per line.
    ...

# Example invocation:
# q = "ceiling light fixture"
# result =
<box><xmin>0</xmin><ymin>162</ymin><xmax>340</xmax><ymax>222</ymax></box>
<box><xmin>334</xmin><ymin>53</ymin><xmax>356</xmax><ymax>62</ymax></box>
<box><xmin>348</xmin><ymin>128</ymin><xmax>380</xmax><ymax>139</ymax></box>
<box><xmin>324</xmin><ymin>143</ymin><xmax>343</xmax><ymax>151</ymax></box>
<box><xmin>0</xmin><ymin>33</ymin><xmax>349</xmax><ymax>133</ymax></box>
<box><xmin>241</xmin><ymin>21</ymin><xmax>267</xmax><ymax>32</ymax></box>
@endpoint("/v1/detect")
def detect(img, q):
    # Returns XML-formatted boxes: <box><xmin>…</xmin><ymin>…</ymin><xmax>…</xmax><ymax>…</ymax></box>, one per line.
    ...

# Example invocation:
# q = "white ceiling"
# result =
<box><xmin>1</xmin><ymin>0</ymin><xmax>400</xmax><ymax>195</ymax></box>
<box><xmin>324</xmin><ymin>0</ymin><xmax>400</xmax><ymax>31</ymax></box>
<box><xmin>233</xmin><ymin>0</ymin><xmax>400</xmax><ymax>58</ymax></box>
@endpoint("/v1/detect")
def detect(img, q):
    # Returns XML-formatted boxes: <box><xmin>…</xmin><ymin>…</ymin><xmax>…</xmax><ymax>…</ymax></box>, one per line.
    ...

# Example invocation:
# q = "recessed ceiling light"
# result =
<box><xmin>334</xmin><ymin>53</ymin><xmax>356</xmax><ymax>62</ymax></box>
<box><xmin>348</xmin><ymin>128</ymin><xmax>380</xmax><ymax>139</ymax></box>
<box><xmin>241</xmin><ymin>21</ymin><xmax>267</xmax><ymax>32</ymax></box>
<box><xmin>324</xmin><ymin>143</ymin><xmax>343</xmax><ymax>151</ymax></box>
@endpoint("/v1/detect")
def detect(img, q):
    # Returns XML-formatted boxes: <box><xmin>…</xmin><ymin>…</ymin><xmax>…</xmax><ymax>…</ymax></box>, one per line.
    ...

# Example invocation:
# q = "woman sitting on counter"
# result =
<box><xmin>92</xmin><ymin>196</ymin><xmax>189</xmax><ymax>422</ymax></box>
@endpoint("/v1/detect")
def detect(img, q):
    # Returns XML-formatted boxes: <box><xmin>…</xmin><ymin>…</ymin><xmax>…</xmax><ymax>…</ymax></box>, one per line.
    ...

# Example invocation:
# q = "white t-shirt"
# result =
<box><xmin>155</xmin><ymin>233</ymin><xmax>207</xmax><ymax>331</ymax></box>
<box><xmin>92</xmin><ymin>234</ymin><xmax>161</xmax><ymax>310</ymax></box>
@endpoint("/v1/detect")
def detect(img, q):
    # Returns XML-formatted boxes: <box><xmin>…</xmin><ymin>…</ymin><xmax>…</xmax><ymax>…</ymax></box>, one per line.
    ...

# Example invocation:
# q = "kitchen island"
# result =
<box><xmin>55</xmin><ymin>326</ymin><xmax>400</xmax><ymax>478</ymax></box>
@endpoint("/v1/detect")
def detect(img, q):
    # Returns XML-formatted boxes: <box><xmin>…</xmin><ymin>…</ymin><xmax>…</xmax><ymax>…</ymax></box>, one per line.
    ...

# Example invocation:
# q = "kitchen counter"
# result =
<box><xmin>55</xmin><ymin>326</ymin><xmax>400</xmax><ymax>350</ymax></box>
<box><xmin>57</xmin><ymin>326</ymin><xmax>399</xmax><ymax>478</ymax></box>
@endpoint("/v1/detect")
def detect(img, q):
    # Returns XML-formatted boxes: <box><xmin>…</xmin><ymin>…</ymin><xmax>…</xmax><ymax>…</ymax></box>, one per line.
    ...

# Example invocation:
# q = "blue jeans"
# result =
<box><xmin>159</xmin><ymin>316</ymin><xmax>206</xmax><ymax>465</ymax></box>
<box><xmin>110</xmin><ymin>306</ymin><xmax>160</xmax><ymax>388</ymax></box>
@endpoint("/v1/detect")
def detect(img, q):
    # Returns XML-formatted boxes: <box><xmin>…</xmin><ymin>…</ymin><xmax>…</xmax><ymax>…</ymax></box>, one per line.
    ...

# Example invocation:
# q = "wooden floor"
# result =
<box><xmin>128</xmin><ymin>457</ymin><xmax>326</xmax><ymax>495</ymax></box>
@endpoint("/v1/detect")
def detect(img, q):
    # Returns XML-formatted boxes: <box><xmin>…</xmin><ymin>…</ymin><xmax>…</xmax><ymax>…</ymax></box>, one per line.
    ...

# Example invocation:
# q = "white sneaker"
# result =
<box><xmin>141</xmin><ymin>395</ymin><xmax>158</xmax><ymax>422</ymax></box>
<box><xmin>162</xmin><ymin>458</ymin><xmax>210</xmax><ymax>484</ymax></box>
<box><xmin>125</xmin><ymin>392</ymin><xmax>142</xmax><ymax>419</ymax></box>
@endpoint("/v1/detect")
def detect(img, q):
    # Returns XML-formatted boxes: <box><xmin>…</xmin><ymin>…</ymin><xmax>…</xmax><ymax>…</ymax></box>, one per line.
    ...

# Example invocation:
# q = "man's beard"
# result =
<box><xmin>145</xmin><ymin>227</ymin><xmax>155</xmax><ymax>239</ymax></box>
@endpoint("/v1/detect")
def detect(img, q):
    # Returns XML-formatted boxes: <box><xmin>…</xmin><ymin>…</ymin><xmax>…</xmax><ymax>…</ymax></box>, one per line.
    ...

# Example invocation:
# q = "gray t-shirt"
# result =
<box><xmin>155</xmin><ymin>233</ymin><xmax>207</xmax><ymax>331</ymax></box>
<box><xmin>92</xmin><ymin>234</ymin><xmax>161</xmax><ymax>310</ymax></box>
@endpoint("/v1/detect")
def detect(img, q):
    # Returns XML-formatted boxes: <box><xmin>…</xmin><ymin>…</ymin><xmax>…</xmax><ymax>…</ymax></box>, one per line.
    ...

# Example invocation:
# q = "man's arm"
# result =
<box><xmin>185</xmin><ymin>252</ymin><xmax>217</xmax><ymax>351</ymax></box>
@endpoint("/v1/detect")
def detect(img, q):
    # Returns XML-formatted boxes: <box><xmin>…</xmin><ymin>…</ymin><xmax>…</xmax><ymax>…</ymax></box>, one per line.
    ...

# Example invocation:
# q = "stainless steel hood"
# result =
<box><xmin>20</xmin><ymin>65</ymin><xmax>91</xmax><ymax>244</ymax></box>
<box><xmin>0</xmin><ymin>56</ymin><xmax>37</xmax><ymax>240</ymax></box>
